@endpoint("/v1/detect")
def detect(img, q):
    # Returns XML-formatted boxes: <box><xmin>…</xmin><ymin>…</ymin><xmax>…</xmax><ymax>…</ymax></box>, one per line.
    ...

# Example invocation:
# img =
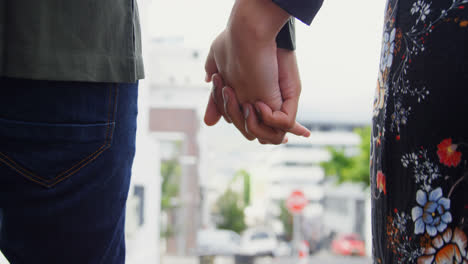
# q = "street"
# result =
<box><xmin>246</xmin><ymin>252</ymin><xmax>372</xmax><ymax>264</ymax></box>
<box><xmin>274</xmin><ymin>255</ymin><xmax>371</xmax><ymax>264</ymax></box>
<box><xmin>163</xmin><ymin>252</ymin><xmax>372</xmax><ymax>264</ymax></box>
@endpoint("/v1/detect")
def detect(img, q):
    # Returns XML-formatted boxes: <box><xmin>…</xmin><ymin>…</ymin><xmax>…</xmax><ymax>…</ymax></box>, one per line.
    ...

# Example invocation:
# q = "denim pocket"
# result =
<box><xmin>0</xmin><ymin>86</ymin><xmax>118</xmax><ymax>188</ymax></box>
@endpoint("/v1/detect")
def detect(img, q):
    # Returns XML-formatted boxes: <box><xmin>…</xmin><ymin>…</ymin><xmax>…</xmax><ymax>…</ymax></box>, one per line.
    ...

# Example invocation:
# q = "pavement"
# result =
<box><xmin>275</xmin><ymin>252</ymin><xmax>371</xmax><ymax>264</ymax></box>
<box><xmin>161</xmin><ymin>251</ymin><xmax>372</xmax><ymax>264</ymax></box>
<box><xmin>252</xmin><ymin>250</ymin><xmax>372</xmax><ymax>264</ymax></box>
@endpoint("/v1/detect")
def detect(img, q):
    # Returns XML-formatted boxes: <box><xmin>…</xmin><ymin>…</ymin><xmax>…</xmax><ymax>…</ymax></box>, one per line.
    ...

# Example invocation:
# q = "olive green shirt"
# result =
<box><xmin>0</xmin><ymin>0</ymin><xmax>144</xmax><ymax>83</ymax></box>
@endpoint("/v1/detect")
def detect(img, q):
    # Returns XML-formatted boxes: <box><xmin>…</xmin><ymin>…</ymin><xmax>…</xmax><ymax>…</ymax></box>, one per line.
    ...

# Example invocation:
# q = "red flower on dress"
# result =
<box><xmin>377</xmin><ymin>171</ymin><xmax>386</xmax><ymax>195</ymax></box>
<box><xmin>437</xmin><ymin>138</ymin><xmax>462</xmax><ymax>167</ymax></box>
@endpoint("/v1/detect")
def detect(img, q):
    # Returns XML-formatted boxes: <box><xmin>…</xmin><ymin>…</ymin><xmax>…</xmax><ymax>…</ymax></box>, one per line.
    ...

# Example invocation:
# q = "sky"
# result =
<box><xmin>141</xmin><ymin>0</ymin><xmax>387</xmax><ymax>124</ymax></box>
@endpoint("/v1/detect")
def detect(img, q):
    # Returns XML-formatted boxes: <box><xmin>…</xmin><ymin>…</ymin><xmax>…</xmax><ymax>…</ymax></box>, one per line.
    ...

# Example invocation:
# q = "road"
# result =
<box><xmin>274</xmin><ymin>255</ymin><xmax>371</xmax><ymax>264</ymax></box>
<box><xmin>166</xmin><ymin>252</ymin><xmax>372</xmax><ymax>264</ymax></box>
<box><xmin>247</xmin><ymin>252</ymin><xmax>372</xmax><ymax>264</ymax></box>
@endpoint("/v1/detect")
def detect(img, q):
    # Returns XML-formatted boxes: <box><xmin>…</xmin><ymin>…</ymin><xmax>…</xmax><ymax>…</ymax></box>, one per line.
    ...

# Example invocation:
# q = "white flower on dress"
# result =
<box><xmin>411</xmin><ymin>0</ymin><xmax>432</xmax><ymax>23</ymax></box>
<box><xmin>380</xmin><ymin>28</ymin><xmax>396</xmax><ymax>72</ymax></box>
<box><xmin>411</xmin><ymin>1</ymin><xmax>422</xmax><ymax>14</ymax></box>
<box><xmin>402</xmin><ymin>153</ymin><xmax>419</xmax><ymax>167</ymax></box>
<box><xmin>420</xmin><ymin>4</ymin><xmax>431</xmax><ymax>21</ymax></box>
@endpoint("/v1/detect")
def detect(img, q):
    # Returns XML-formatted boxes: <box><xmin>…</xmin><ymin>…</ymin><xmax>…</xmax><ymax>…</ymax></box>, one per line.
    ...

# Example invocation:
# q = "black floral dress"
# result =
<box><xmin>371</xmin><ymin>0</ymin><xmax>468</xmax><ymax>263</ymax></box>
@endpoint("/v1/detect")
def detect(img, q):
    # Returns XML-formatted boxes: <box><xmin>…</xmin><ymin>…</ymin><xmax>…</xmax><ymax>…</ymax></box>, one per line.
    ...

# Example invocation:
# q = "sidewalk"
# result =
<box><xmin>162</xmin><ymin>255</ymin><xmax>235</xmax><ymax>264</ymax></box>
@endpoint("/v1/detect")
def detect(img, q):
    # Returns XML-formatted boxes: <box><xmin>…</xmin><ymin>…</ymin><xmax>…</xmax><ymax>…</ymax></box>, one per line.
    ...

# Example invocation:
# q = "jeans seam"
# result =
<box><xmin>0</xmin><ymin>84</ymin><xmax>119</xmax><ymax>188</ymax></box>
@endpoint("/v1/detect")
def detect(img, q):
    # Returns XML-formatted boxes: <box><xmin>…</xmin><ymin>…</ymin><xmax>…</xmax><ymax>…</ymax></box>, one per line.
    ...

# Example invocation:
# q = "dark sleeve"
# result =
<box><xmin>272</xmin><ymin>0</ymin><xmax>324</xmax><ymax>25</ymax></box>
<box><xmin>274</xmin><ymin>0</ymin><xmax>323</xmax><ymax>51</ymax></box>
<box><xmin>276</xmin><ymin>19</ymin><xmax>296</xmax><ymax>50</ymax></box>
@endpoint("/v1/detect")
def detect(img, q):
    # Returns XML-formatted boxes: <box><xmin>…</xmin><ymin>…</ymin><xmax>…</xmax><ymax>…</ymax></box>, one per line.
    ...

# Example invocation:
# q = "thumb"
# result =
<box><xmin>255</xmin><ymin>101</ymin><xmax>311</xmax><ymax>137</ymax></box>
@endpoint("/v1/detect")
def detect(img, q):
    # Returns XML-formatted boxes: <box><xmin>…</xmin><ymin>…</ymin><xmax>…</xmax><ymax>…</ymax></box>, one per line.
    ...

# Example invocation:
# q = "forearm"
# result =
<box><xmin>227</xmin><ymin>0</ymin><xmax>291</xmax><ymax>45</ymax></box>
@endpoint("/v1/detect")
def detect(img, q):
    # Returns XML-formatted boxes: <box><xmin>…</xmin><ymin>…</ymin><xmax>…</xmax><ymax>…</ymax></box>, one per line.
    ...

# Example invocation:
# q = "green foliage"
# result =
<box><xmin>279</xmin><ymin>200</ymin><xmax>293</xmax><ymax>241</ymax></box>
<box><xmin>214</xmin><ymin>189</ymin><xmax>247</xmax><ymax>234</ymax></box>
<box><xmin>231</xmin><ymin>169</ymin><xmax>251</xmax><ymax>206</ymax></box>
<box><xmin>160</xmin><ymin>159</ymin><xmax>181</xmax><ymax>210</ymax></box>
<box><xmin>160</xmin><ymin>224</ymin><xmax>175</xmax><ymax>238</ymax></box>
<box><xmin>160</xmin><ymin>159</ymin><xmax>181</xmax><ymax>238</ymax></box>
<box><xmin>320</xmin><ymin>126</ymin><xmax>371</xmax><ymax>186</ymax></box>
<box><xmin>242</xmin><ymin>172</ymin><xmax>251</xmax><ymax>206</ymax></box>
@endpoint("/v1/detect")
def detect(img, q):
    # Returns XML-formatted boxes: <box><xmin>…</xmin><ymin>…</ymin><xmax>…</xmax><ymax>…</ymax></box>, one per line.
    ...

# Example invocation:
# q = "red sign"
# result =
<box><xmin>286</xmin><ymin>190</ymin><xmax>308</xmax><ymax>213</ymax></box>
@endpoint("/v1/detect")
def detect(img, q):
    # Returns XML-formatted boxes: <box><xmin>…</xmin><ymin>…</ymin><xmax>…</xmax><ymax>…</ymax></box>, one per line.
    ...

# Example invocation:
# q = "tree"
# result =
<box><xmin>214</xmin><ymin>189</ymin><xmax>247</xmax><ymax>234</ymax></box>
<box><xmin>160</xmin><ymin>159</ymin><xmax>181</xmax><ymax>238</ymax></box>
<box><xmin>160</xmin><ymin>159</ymin><xmax>180</xmax><ymax>210</ymax></box>
<box><xmin>279</xmin><ymin>200</ymin><xmax>293</xmax><ymax>241</ymax></box>
<box><xmin>320</xmin><ymin>126</ymin><xmax>371</xmax><ymax>186</ymax></box>
<box><xmin>231</xmin><ymin>169</ymin><xmax>251</xmax><ymax>206</ymax></box>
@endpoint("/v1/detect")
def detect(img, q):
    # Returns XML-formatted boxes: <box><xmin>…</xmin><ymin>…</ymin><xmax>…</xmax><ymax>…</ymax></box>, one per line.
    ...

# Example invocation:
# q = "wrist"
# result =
<box><xmin>228</xmin><ymin>0</ymin><xmax>291</xmax><ymax>44</ymax></box>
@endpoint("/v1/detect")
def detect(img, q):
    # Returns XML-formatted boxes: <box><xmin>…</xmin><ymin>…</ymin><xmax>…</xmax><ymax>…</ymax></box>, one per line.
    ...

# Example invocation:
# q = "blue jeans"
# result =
<box><xmin>0</xmin><ymin>77</ymin><xmax>138</xmax><ymax>263</ymax></box>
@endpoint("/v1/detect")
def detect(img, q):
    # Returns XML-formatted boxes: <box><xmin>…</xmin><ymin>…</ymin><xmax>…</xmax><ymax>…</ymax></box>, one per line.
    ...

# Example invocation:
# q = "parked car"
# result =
<box><xmin>330</xmin><ymin>233</ymin><xmax>365</xmax><ymax>256</ymax></box>
<box><xmin>196</xmin><ymin>229</ymin><xmax>241</xmax><ymax>256</ymax></box>
<box><xmin>275</xmin><ymin>240</ymin><xmax>292</xmax><ymax>257</ymax></box>
<box><xmin>239</xmin><ymin>228</ymin><xmax>279</xmax><ymax>257</ymax></box>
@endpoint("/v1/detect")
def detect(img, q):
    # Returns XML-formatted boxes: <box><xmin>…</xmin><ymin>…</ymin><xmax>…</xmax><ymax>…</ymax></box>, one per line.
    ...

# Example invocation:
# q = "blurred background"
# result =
<box><xmin>0</xmin><ymin>0</ymin><xmax>386</xmax><ymax>263</ymax></box>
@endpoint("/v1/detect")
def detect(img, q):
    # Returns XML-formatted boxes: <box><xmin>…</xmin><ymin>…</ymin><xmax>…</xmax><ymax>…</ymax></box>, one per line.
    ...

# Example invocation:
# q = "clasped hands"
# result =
<box><xmin>203</xmin><ymin>0</ymin><xmax>310</xmax><ymax>144</ymax></box>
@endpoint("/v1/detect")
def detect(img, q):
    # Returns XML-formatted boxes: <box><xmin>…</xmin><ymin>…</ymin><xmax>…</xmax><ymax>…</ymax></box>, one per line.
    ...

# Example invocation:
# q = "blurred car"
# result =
<box><xmin>239</xmin><ymin>228</ymin><xmax>279</xmax><ymax>257</ymax></box>
<box><xmin>196</xmin><ymin>229</ymin><xmax>241</xmax><ymax>256</ymax></box>
<box><xmin>275</xmin><ymin>240</ymin><xmax>292</xmax><ymax>257</ymax></box>
<box><xmin>330</xmin><ymin>233</ymin><xmax>365</xmax><ymax>256</ymax></box>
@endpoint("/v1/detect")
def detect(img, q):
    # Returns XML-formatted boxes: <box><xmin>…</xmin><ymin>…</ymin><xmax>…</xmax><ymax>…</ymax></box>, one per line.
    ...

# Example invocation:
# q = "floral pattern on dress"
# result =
<box><xmin>412</xmin><ymin>188</ymin><xmax>452</xmax><ymax>237</ymax></box>
<box><xmin>417</xmin><ymin>227</ymin><xmax>468</xmax><ymax>264</ymax></box>
<box><xmin>377</xmin><ymin>171</ymin><xmax>387</xmax><ymax>195</ymax></box>
<box><xmin>372</xmin><ymin>0</ymin><xmax>468</xmax><ymax>196</ymax></box>
<box><xmin>377</xmin><ymin>138</ymin><xmax>468</xmax><ymax>264</ymax></box>
<box><xmin>371</xmin><ymin>0</ymin><xmax>468</xmax><ymax>263</ymax></box>
<box><xmin>386</xmin><ymin>210</ymin><xmax>423</xmax><ymax>263</ymax></box>
<box><xmin>437</xmin><ymin>138</ymin><xmax>463</xmax><ymax>167</ymax></box>
<box><xmin>373</xmin><ymin>1</ymin><xmax>398</xmax><ymax>119</ymax></box>
<box><xmin>373</xmin><ymin>0</ymin><xmax>468</xmax><ymax>136</ymax></box>
<box><xmin>389</xmin><ymin>0</ymin><xmax>468</xmax><ymax>134</ymax></box>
